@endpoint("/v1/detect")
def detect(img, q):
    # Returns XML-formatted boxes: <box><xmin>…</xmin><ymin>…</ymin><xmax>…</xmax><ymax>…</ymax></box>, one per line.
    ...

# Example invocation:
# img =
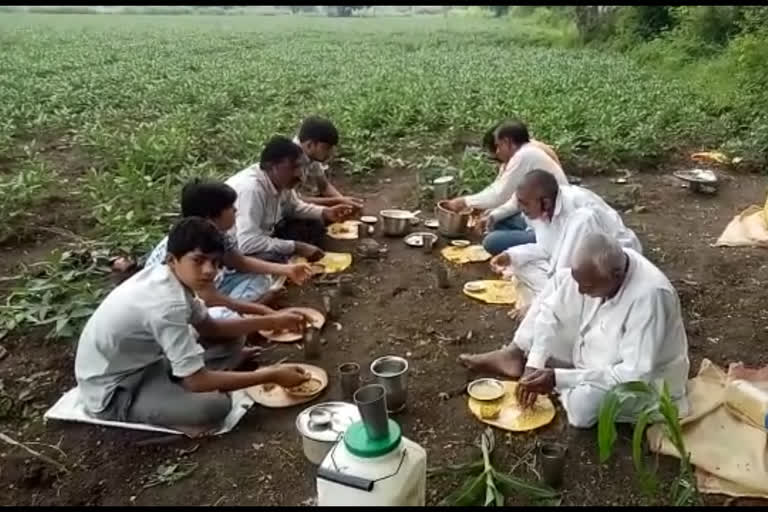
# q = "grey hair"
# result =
<box><xmin>571</xmin><ymin>232</ymin><xmax>625</xmax><ymax>277</ymax></box>
<box><xmin>518</xmin><ymin>169</ymin><xmax>559</xmax><ymax>200</ymax></box>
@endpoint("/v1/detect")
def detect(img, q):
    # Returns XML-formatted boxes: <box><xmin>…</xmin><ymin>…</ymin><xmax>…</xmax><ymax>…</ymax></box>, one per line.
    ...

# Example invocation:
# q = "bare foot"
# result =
<box><xmin>458</xmin><ymin>347</ymin><xmax>525</xmax><ymax>379</ymax></box>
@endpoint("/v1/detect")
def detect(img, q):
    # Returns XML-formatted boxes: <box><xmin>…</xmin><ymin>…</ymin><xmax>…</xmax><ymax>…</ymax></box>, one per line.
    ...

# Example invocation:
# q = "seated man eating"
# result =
<box><xmin>293</xmin><ymin>116</ymin><xmax>363</xmax><ymax>212</ymax></box>
<box><xmin>460</xmin><ymin>232</ymin><xmax>690</xmax><ymax>428</ymax></box>
<box><xmin>145</xmin><ymin>179</ymin><xmax>313</xmax><ymax>316</ymax></box>
<box><xmin>226</xmin><ymin>135</ymin><xmax>353</xmax><ymax>262</ymax></box>
<box><xmin>490</xmin><ymin>169</ymin><xmax>641</xmax><ymax>305</ymax></box>
<box><xmin>442</xmin><ymin>120</ymin><xmax>568</xmax><ymax>255</ymax></box>
<box><xmin>75</xmin><ymin>217</ymin><xmax>311</xmax><ymax>435</ymax></box>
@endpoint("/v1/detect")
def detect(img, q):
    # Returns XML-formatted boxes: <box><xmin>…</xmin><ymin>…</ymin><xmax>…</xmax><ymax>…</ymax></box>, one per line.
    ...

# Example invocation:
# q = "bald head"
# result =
<box><xmin>516</xmin><ymin>169</ymin><xmax>560</xmax><ymax>221</ymax></box>
<box><xmin>570</xmin><ymin>232</ymin><xmax>628</xmax><ymax>298</ymax></box>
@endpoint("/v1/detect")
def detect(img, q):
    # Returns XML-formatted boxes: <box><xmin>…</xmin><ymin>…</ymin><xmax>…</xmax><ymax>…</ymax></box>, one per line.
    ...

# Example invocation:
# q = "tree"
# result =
<box><xmin>329</xmin><ymin>5</ymin><xmax>367</xmax><ymax>17</ymax></box>
<box><xmin>488</xmin><ymin>6</ymin><xmax>509</xmax><ymax>18</ymax></box>
<box><xmin>288</xmin><ymin>6</ymin><xmax>315</xmax><ymax>14</ymax></box>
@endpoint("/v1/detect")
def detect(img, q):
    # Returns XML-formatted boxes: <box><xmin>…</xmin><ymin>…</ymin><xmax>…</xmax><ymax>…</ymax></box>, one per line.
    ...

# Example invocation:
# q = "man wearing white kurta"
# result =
<box><xmin>441</xmin><ymin>121</ymin><xmax>569</xmax><ymax>255</ymax></box>
<box><xmin>490</xmin><ymin>170</ymin><xmax>641</xmax><ymax>306</ymax></box>
<box><xmin>460</xmin><ymin>232</ymin><xmax>690</xmax><ymax>428</ymax></box>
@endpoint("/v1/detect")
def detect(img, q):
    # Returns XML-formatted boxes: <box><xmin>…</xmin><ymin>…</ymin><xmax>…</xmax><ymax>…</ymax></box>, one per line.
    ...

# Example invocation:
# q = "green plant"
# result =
<box><xmin>597</xmin><ymin>380</ymin><xmax>699</xmax><ymax>506</ymax></box>
<box><xmin>0</xmin><ymin>247</ymin><xmax>112</xmax><ymax>341</ymax></box>
<box><xmin>0</xmin><ymin>13</ymin><xmax>765</xmax><ymax>345</ymax></box>
<box><xmin>435</xmin><ymin>428</ymin><xmax>560</xmax><ymax>506</ymax></box>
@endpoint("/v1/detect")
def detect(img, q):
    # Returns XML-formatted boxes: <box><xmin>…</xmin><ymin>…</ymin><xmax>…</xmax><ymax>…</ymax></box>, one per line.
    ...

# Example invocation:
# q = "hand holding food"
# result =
<box><xmin>323</xmin><ymin>204</ymin><xmax>354</xmax><ymax>223</ymax></box>
<box><xmin>266</xmin><ymin>364</ymin><xmax>311</xmax><ymax>388</ymax></box>
<box><xmin>294</xmin><ymin>242</ymin><xmax>325</xmax><ymax>262</ymax></box>
<box><xmin>269</xmin><ymin>311</ymin><xmax>306</xmax><ymax>333</ymax></box>
<box><xmin>443</xmin><ymin>198</ymin><xmax>467</xmax><ymax>213</ymax></box>
<box><xmin>341</xmin><ymin>196</ymin><xmax>364</xmax><ymax>211</ymax></box>
<box><xmin>285</xmin><ymin>262</ymin><xmax>312</xmax><ymax>285</ymax></box>
<box><xmin>490</xmin><ymin>252</ymin><xmax>511</xmax><ymax>274</ymax></box>
<box><xmin>475</xmin><ymin>215</ymin><xmax>490</xmax><ymax>234</ymax></box>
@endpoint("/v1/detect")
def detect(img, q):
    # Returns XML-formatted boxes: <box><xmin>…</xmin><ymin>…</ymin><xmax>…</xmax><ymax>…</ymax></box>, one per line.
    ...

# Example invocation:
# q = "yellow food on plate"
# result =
<box><xmin>441</xmin><ymin>245</ymin><xmax>491</xmax><ymax>264</ymax></box>
<box><xmin>291</xmin><ymin>252</ymin><xmax>353</xmax><ymax>274</ymax></box>
<box><xmin>468</xmin><ymin>381</ymin><xmax>555</xmax><ymax>432</ymax></box>
<box><xmin>463</xmin><ymin>280</ymin><xmax>517</xmax><ymax>305</ymax></box>
<box><xmin>467</xmin><ymin>379</ymin><xmax>505</xmax><ymax>401</ymax></box>
<box><xmin>480</xmin><ymin>403</ymin><xmax>501</xmax><ymax>419</ymax></box>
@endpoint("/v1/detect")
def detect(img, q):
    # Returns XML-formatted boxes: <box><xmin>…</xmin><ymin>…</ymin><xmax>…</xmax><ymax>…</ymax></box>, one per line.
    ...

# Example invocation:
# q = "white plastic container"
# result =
<box><xmin>725</xmin><ymin>379</ymin><xmax>768</xmax><ymax>430</ymax></box>
<box><xmin>316</xmin><ymin>419</ymin><xmax>427</xmax><ymax>506</ymax></box>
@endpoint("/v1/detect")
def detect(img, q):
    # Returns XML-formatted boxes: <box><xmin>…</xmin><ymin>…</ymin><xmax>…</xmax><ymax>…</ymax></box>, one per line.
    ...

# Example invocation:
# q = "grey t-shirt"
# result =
<box><xmin>74</xmin><ymin>264</ymin><xmax>209</xmax><ymax>414</ymax></box>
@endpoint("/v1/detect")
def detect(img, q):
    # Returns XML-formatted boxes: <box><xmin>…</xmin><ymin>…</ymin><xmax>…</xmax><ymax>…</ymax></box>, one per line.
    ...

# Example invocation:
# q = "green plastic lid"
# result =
<box><xmin>344</xmin><ymin>419</ymin><xmax>402</xmax><ymax>458</ymax></box>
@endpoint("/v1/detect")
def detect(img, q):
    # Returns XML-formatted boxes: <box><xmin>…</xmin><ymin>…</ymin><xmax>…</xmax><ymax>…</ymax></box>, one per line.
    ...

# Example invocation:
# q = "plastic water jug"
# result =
<box><xmin>316</xmin><ymin>419</ymin><xmax>427</xmax><ymax>506</ymax></box>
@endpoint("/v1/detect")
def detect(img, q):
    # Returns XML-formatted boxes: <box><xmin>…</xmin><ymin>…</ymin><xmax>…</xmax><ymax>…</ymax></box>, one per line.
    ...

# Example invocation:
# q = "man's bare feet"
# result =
<box><xmin>458</xmin><ymin>347</ymin><xmax>525</xmax><ymax>379</ymax></box>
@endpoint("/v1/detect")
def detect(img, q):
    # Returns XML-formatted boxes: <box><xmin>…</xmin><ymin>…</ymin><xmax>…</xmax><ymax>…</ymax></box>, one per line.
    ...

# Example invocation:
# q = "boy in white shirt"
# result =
<box><xmin>145</xmin><ymin>179</ymin><xmax>312</xmax><ymax>317</ymax></box>
<box><xmin>75</xmin><ymin>217</ymin><xmax>310</xmax><ymax>435</ymax></box>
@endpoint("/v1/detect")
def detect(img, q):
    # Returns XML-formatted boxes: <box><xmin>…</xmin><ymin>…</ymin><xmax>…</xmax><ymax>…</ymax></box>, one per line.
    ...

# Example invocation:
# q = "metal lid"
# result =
<box><xmin>296</xmin><ymin>402</ymin><xmax>360</xmax><ymax>443</ymax></box>
<box><xmin>344</xmin><ymin>419</ymin><xmax>402</xmax><ymax>458</ymax></box>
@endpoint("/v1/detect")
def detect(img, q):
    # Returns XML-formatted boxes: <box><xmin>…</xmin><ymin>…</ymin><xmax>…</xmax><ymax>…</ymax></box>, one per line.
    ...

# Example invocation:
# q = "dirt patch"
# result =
<box><xmin>0</xmin><ymin>133</ymin><xmax>96</xmax><ymax>287</ymax></box>
<box><xmin>1</xmin><ymin>165</ymin><xmax>767</xmax><ymax>506</ymax></box>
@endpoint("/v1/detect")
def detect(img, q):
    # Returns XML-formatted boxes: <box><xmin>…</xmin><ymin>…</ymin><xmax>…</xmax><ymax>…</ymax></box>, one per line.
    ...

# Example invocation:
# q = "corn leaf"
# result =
<box><xmin>440</xmin><ymin>470</ymin><xmax>488</xmax><ymax>507</ymax></box>
<box><xmin>492</xmin><ymin>470</ymin><xmax>559</xmax><ymax>500</ymax></box>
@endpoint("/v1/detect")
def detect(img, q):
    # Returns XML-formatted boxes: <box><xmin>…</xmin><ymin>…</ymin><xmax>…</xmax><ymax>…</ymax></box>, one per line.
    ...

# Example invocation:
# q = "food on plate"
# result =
<box><xmin>467</xmin><ymin>378</ymin><xmax>505</xmax><ymax>401</ymax></box>
<box><xmin>286</xmin><ymin>377</ymin><xmax>323</xmax><ymax>396</ymax></box>
<box><xmin>480</xmin><ymin>403</ymin><xmax>501</xmax><ymax>419</ymax></box>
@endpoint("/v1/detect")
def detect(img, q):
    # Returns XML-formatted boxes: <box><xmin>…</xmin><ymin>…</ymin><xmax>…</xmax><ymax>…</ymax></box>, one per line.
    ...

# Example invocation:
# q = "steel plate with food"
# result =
<box><xmin>467</xmin><ymin>378</ymin><xmax>506</xmax><ymax>401</ymax></box>
<box><xmin>404</xmin><ymin>232</ymin><xmax>438</xmax><ymax>248</ymax></box>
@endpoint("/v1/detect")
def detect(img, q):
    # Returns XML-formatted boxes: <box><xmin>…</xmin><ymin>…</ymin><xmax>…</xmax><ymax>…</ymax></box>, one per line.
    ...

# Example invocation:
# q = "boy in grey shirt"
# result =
<box><xmin>75</xmin><ymin>217</ymin><xmax>310</xmax><ymax>435</ymax></box>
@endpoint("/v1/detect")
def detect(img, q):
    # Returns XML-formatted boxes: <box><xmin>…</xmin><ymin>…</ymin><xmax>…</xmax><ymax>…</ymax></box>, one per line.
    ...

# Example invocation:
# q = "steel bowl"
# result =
<box><xmin>435</xmin><ymin>201</ymin><xmax>470</xmax><ymax>238</ymax></box>
<box><xmin>467</xmin><ymin>378</ymin><xmax>506</xmax><ymax>402</ymax></box>
<box><xmin>379</xmin><ymin>209</ymin><xmax>413</xmax><ymax>237</ymax></box>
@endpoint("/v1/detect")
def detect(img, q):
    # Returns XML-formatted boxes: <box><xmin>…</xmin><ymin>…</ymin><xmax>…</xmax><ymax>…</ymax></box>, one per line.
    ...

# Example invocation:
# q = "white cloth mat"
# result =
<box><xmin>44</xmin><ymin>387</ymin><xmax>255</xmax><ymax>436</ymax></box>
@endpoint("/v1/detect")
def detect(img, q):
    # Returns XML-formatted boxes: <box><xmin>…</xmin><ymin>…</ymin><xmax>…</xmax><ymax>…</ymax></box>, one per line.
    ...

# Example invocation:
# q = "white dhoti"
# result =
<box><xmin>502</xmin><ymin>242</ymin><xmax>551</xmax><ymax>311</ymax></box>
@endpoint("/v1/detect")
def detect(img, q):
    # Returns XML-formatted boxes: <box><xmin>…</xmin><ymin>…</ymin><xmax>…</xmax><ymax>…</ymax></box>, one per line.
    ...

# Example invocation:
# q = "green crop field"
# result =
<box><xmin>0</xmin><ymin>13</ymin><xmax>753</xmax><ymax>340</ymax></box>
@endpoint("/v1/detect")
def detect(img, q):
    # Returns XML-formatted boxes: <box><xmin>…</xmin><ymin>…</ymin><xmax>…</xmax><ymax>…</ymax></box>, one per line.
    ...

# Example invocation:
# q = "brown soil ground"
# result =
<box><xmin>1</xmin><ymin>165</ymin><xmax>767</xmax><ymax>506</ymax></box>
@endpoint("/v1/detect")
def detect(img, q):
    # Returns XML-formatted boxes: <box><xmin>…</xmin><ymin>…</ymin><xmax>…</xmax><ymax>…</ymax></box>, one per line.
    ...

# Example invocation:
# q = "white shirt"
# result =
<box><xmin>527</xmin><ymin>249</ymin><xmax>689</xmax><ymax>403</ymax></box>
<box><xmin>506</xmin><ymin>185</ymin><xmax>642</xmax><ymax>275</ymax></box>
<box><xmin>226</xmin><ymin>163</ymin><xmax>323</xmax><ymax>256</ymax></box>
<box><xmin>464</xmin><ymin>142</ymin><xmax>567</xmax><ymax>221</ymax></box>
<box><xmin>74</xmin><ymin>265</ymin><xmax>209</xmax><ymax>414</ymax></box>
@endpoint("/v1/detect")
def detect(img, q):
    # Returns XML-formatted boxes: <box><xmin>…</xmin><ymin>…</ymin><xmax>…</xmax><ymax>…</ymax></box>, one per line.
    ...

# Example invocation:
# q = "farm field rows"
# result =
<box><xmin>0</xmin><ymin>13</ymin><xmax>766</xmax><ymax>506</ymax></box>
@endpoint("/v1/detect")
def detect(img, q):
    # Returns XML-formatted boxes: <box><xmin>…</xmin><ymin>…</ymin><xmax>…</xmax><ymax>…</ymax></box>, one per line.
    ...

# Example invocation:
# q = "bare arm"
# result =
<box><xmin>193</xmin><ymin>311</ymin><xmax>303</xmax><ymax>338</ymax></box>
<box><xmin>223</xmin><ymin>251</ymin><xmax>288</xmax><ymax>277</ymax></box>
<box><xmin>303</xmin><ymin>195</ymin><xmax>347</xmax><ymax>207</ymax></box>
<box><xmin>316</xmin><ymin>174</ymin><xmax>343</xmax><ymax>198</ymax></box>
<box><xmin>220</xmin><ymin>252</ymin><xmax>312</xmax><ymax>287</ymax></box>
<box><xmin>196</xmin><ymin>284</ymin><xmax>275</xmax><ymax>316</ymax></box>
<box><xmin>182</xmin><ymin>365</ymin><xmax>308</xmax><ymax>393</ymax></box>
<box><xmin>182</xmin><ymin>366</ymin><xmax>279</xmax><ymax>392</ymax></box>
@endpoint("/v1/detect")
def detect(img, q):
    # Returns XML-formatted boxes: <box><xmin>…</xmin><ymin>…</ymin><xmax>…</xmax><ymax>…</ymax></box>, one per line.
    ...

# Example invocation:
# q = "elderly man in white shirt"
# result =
<box><xmin>489</xmin><ymin>169</ymin><xmax>641</xmax><ymax>306</ymax></box>
<box><xmin>442</xmin><ymin>121</ymin><xmax>568</xmax><ymax>255</ymax></box>
<box><xmin>461</xmin><ymin>232</ymin><xmax>690</xmax><ymax>428</ymax></box>
<box><xmin>226</xmin><ymin>136</ymin><xmax>353</xmax><ymax>263</ymax></box>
